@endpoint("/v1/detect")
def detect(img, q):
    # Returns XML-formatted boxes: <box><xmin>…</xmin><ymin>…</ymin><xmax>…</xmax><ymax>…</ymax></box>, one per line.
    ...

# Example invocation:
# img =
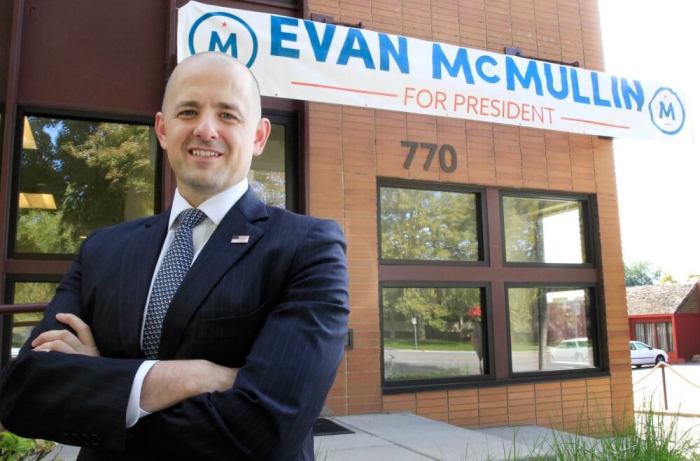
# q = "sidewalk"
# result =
<box><xmin>52</xmin><ymin>413</ymin><xmax>593</xmax><ymax>461</ymax></box>
<box><xmin>632</xmin><ymin>363</ymin><xmax>700</xmax><ymax>415</ymax></box>
<box><xmin>315</xmin><ymin>413</ymin><xmax>596</xmax><ymax>461</ymax></box>
<box><xmin>632</xmin><ymin>363</ymin><xmax>700</xmax><ymax>455</ymax></box>
<box><xmin>48</xmin><ymin>364</ymin><xmax>700</xmax><ymax>460</ymax></box>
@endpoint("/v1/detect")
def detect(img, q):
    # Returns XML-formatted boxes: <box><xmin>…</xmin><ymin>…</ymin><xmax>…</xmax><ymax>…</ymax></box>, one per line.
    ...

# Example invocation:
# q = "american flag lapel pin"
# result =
<box><xmin>230</xmin><ymin>235</ymin><xmax>250</xmax><ymax>244</ymax></box>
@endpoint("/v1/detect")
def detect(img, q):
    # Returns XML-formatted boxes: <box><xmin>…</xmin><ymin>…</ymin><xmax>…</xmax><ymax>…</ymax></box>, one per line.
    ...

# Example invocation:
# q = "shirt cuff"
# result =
<box><xmin>125</xmin><ymin>360</ymin><xmax>158</xmax><ymax>428</ymax></box>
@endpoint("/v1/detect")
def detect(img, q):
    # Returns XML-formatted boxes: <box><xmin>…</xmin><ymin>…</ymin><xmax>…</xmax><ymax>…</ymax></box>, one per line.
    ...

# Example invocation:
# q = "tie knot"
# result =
<box><xmin>178</xmin><ymin>208</ymin><xmax>206</xmax><ymax>230</ymax></box>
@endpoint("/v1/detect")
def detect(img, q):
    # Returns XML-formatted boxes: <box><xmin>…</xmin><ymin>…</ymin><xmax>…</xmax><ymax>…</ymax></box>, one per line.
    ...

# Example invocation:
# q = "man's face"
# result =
<box><xmin>155</xmin><ymin>56</ymin><xmax>270</xmax><ymax>205</ymax></box>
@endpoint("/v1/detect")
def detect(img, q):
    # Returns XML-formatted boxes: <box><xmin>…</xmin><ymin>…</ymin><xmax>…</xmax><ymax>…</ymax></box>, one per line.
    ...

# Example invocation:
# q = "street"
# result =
<box><xmin>384</xmin><ymin>348</ymin><xmax>591</xmax><ymax>380</ymax></box>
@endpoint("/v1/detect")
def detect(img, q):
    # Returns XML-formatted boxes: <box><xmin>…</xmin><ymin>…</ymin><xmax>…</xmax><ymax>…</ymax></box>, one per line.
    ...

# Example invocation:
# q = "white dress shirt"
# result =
<box><xmin>125</xmin><ymin>179</ymin><xmax>249</xmax><ymax>427</ymax></box>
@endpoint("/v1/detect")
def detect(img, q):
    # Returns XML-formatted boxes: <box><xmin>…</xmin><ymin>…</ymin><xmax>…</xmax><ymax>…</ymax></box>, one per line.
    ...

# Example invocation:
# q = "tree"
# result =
<box><xmin>16</xmin><ymin>117</ymin><xmax>156</xmax><ymax>254</ymax></box>
<box><xmin>380</xmin><ymin>188</ymin><xmax>479</xmax><ymax>261</ymax></box>
<box><xmin>624</xmin><ymin>260</ymin><xmax>662</xmax><ymax>286</ymax></box>
<box><xmin>382</xmin><ymin>287</ymin><xmax>481</xmax><ymax>342</ymax></box>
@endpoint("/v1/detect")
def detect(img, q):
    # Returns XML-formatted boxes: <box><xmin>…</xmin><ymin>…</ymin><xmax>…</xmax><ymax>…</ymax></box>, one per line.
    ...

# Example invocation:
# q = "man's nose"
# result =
<box><xmin>193</xmin><ymin>113</ymin><xmax>218</xmax><ymax>140</ymax></box>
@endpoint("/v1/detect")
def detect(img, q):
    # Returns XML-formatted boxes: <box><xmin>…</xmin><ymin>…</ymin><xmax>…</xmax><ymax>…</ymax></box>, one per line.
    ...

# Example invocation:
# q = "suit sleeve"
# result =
<box><xmin>0</xmin><ymin>235</ymin><xmax>143</xmax><ymax>450</ymax></box>
<box><xmin>129</xmin><ymin>219</ymin><xmax>350</xmax><ymax>460</ymax></box>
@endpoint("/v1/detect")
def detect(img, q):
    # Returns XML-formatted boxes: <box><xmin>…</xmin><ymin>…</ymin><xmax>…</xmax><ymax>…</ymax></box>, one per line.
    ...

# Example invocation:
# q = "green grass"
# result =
<box><xmin>494</xmin><ymin>407</ymin><xmax>700</xmax><ymax>461</ymax></box>
<box><xmin>384</xmin><ymin>338</ymin><xmax>475</xmax><ymax>351</ymax></box>
<box><xmin>384</xmin><ymin>338</ymin><xmax>539</xmax><ymax>352</ymax></box>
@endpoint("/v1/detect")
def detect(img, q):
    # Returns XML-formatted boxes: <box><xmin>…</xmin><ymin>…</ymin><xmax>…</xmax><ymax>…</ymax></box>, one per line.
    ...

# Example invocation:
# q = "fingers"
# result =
<box><xmin>32</xmin><ymin>340</ymin><xmax>77</xmax><ymax>354</ymax></box>
<box><xmin>32</xmin><ymin>329</ymin><xmax>83</xmax><ymax>351</ymax></box>
<box><xmin>30</xmin><ymin>313</ymin><xmax>100</xmax><ymax>356</ymax></box>
<box><xmin>55</xmin><ymin>313</ymin><xmax>96</xmax><ymax>348</ymax></box>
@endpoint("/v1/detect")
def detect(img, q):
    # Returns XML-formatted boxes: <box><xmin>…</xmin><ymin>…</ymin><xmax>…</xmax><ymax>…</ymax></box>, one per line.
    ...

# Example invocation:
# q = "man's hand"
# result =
<box><xmin>31</xmin><ymin>313</ymin><xmax>100</xmax><ymax>356</ymax></box>
<box><xmin>140</xmin><ymin>360</ymin><xmax>237</xmax><ymax>413</ymax></box>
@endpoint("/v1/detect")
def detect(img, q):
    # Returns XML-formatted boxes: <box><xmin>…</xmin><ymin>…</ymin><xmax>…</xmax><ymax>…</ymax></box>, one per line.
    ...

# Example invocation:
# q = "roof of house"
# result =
<box><xmin>626</xmin><ymin>282</ymin><xmax>700</xmax><ymax>315</ymax></box>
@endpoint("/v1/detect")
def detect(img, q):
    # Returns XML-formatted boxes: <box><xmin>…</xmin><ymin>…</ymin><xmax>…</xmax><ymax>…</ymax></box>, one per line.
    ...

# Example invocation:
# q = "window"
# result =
<box><xmin>380</xmin><ymin>186</ymin><xmax>482</xmax><ymax>262</ymax></box>
<box><xmin>249</xmin><ymin>113</ymin><xmax>298</xmax><ymax>211</ymax></box>
<box><xmin>502</xmin><ymin>195</ymin><xmax>588</xmax><ymax>264</ymax></box>
<box><xmin>250</xmin><ymin>123</ymin><xmax>286</xmax><ymax>208</ymax></box>
<box><xmin>12</xmin><ymin>114</ymin><xmax>158</xmax><ymax>256</ymax></box>
<box><xmin>502</xmin><ymin>192</ymin><xmax>599</xmax><ymax>376</ymax></box>
<box><xmin>378</xmin><ymin>182</ymin><xmax>489</xmax><ymax>391</ymax></box>
<box><xmin>635</xmin><ymin>322</ymin><xmax>673</xmax><ymax>352</ymax></box>
<box><xmin>382</xmin><ymin>286</ymin><xmax>487</xmax><ymax>384</ymax></box>
<box><xmin>378</xmin><ymin>182</ymin><xmax>601</xmax><ymax>392</ymax></box>
<box><xmin>656</xmin><ymin>322</ymin><xmax>673</xmax><ymax>352</ymax></box>
<box><xmin>7</xmin><ymin>281</ymin><xmax>59</xmax><ymax>358</ymax></box>
<box><xmin>635</xmin><ymin>323</ymin><xmax>652</xmax><ymax>346</ymax></box>
<box><xmin>508</xmin><ymin>287</ymin><xmax>594</xmax><ymax>372</ymax></box>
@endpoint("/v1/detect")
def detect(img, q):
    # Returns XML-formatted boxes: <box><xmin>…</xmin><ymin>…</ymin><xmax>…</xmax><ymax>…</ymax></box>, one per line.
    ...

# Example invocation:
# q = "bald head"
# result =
<box><xmin>162</xmin><ymin>52</ymin><xmax>262</xmax><ymax>120</ymax></box>
<box><xmin>154</xmin><ymin>51</ymin><xmax>272</xmax><ymax>206</ymax></box>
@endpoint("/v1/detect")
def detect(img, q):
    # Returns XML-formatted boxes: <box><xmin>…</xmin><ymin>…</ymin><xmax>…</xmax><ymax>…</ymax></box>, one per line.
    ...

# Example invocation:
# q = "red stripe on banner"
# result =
<box><xmin>560</xmin><ymin>117</ymin><xmax>630</xmax><ymax>129</ymax></box>
<box><xmin>291</xmin><ymin>81</ymin><xmax>398</xmax><ymax>98</ymax></box>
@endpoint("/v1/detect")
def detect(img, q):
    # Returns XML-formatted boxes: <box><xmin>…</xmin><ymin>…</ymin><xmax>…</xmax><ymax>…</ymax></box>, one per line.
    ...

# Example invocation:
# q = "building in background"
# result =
<box><xmin>0</xmin><ymin>0</ymin><xmax>634</xmax><ymax>434</ymax></box>
<box><xmin>627</xmin><ymin>282</ymin><xmax>700</xmax><ymax>363</ymax></box>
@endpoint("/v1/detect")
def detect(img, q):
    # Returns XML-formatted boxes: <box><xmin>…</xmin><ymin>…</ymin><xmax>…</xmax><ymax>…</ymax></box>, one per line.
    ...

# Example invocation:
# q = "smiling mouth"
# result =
<box><xmin>189</xmin><ymin>148</ymin><xmax>222</xmax><ymax>158</ymax></box>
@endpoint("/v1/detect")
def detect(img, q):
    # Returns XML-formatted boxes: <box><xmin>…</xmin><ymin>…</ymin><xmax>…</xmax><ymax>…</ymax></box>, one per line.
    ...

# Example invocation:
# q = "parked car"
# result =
<box><xmin>548</xmin><ymin>337</ymin><xmax>593</xmax><ymax>367</ymax></box>
<box><xmin>630</xmin><ymin>340</ymin><xmax>668</xmax><ymax>367</ymax></box>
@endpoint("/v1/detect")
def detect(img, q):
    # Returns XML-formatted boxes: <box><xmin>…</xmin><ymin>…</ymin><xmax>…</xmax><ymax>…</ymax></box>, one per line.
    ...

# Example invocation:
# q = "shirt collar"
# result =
<box><xmin>169</xmin><ymin>179</ymin><xmax>249</xmax><ymax>229</ymax></box>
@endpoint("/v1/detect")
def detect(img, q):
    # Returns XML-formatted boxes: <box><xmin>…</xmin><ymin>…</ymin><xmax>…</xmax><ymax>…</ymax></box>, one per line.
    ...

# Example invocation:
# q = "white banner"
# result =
<box><xmin>178</xmin><ymin>1</ymin><xmax>693</xmax><ymax>141</ymax></box>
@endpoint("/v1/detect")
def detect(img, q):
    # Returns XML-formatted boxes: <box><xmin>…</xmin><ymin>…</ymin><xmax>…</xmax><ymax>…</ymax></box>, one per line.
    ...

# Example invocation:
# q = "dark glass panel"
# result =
<box><xmin>380</xmin><ymin>187</ymin><xmax>480</xmax><ymax>261</ymax></box>
<box><xmin>503</xmin><ymin>196</ymin><xmax>587</xmax><ymax>264</ymax></box>
<box><xmin>14</xmin><ymin>116</ymin><xmax>157</xmax><ymax>255</ymax></box>
<box><xmin>509</xmin><ymin>287</ymin><xmax>594</xmax><ymax>372</ymax></box>
<box><xmin>382</xmin><ymin>286</ymin><xmax>486</xmax><ymax>382</ymax></box>
<box><xmin>11</xmin><ymin>282</ymin><xmax>58</xmax><ymax>357</ymax></box>
<box><xmin>249</xmin><ymin>123</ymin><xmax>285</xmax><ymax>208</ymax></box>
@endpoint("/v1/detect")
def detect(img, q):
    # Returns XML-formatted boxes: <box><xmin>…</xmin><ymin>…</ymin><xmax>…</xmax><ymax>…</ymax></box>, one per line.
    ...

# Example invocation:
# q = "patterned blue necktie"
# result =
<box><xmin>142</xmin><ymin>208</ymin><xmax>206</xmax><ymax>359</ymax></box>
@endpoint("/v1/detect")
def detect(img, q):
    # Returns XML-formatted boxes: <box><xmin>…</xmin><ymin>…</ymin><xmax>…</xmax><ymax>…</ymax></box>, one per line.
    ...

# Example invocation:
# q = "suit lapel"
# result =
<box><xmin>158</xmin><ymin>190</ymin><xmax>268</xmax><ymax>359</ymax></box>
<box><xmin>118</xmin><ymin>212</ymin><xmax>169</xmax><ymax>357</ymax></box>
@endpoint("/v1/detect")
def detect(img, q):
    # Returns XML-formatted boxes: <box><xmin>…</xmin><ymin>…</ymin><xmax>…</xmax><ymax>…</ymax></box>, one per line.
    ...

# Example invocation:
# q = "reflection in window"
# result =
<box><xmin>509</xmin><ymin>287</ymin><xmax>594</xmax><ymax>372</ymax></box>
<box><xmin>382</xmin><ymin>286</ymin><xmax>486</xmax><ymax>382</ymax></box>
<box><xmin>503</xmin><ymin>196</ymin><xmax>587</xmax><ymax>264</ymax></box>
<box><xmin>11</xmin><ymin>282</ymin><xmax>58</xmax><ymax>357</ymax></box>
<box><xmin>249</xmin><ymin>124</ymin><xmax>286</xmax><ymax>208</ymax></box>
<box><xmin>15</xmin><ymin>116</ymin><xmax>157</xmax><ymax>255</ymax></box>
<box><xmin>380</xmin><ymin>187</ymin><xmax>481</xmax><ymax>261</ymax></box>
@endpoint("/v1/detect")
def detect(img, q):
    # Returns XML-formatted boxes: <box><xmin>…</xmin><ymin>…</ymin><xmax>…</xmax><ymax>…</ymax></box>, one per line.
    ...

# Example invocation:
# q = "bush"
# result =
<box><xmin>0</xmin><ymin>432</ymin><xmax>57</xmax><ymax>461</ymax></box>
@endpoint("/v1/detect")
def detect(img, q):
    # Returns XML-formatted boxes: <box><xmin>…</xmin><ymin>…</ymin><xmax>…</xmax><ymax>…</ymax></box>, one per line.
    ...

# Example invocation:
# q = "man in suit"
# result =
<box><xmin>0</xmin><ymin>52</ymin><xmax>349</xmax><ymax>460</ymax></box>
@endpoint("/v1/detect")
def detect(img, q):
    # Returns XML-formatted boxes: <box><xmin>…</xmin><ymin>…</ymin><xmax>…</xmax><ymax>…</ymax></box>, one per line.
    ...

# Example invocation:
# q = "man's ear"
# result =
<box><xmin>252</xmin><ymin>117</ymin><xmax>272</xmax><ymax>157</ymax></box>
<box><xmin>155</xmin><ymin>112</ymin><xmax>167</xmax><ymax>150</ymax></box>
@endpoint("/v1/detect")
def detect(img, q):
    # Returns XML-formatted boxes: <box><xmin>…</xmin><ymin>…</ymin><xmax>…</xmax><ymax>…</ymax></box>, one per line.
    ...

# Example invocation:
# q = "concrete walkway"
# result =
<box><xmin>52</xmin><ymin>413</ymin><xmax>591</xmax><ymax>461</ymax></box>
<box><xmin>47</xmin><ymin>364</ymin><xmax>700</xmax><ymax>460</ymax></box>
<box><xmin>315</xmin><ymin>413</ymin><xmax>596</xmax><ymax>461</ymax></box>
<box><xmin>632</xmin><ymin>363</ymin><xmax>700</xmax><ymax>455</ymax></box>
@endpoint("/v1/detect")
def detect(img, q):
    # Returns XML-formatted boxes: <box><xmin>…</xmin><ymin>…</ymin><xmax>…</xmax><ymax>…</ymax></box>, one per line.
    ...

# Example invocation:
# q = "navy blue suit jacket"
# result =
<box><xmin>0</xmin><ymin>190</ymin><xmax>349</xmax><ymax>460</ymax></box>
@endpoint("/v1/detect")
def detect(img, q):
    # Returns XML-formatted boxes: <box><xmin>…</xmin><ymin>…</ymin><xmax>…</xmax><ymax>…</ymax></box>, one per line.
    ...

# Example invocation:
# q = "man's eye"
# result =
<box><xmin>221</xmin><ymin>113</ymin><xmax>238</xmax><ymax>121</ymax></box>
<box><xmin>178</xmin><ymin>110</ymin><xmax>197</xmax><ymax>117</ymax></box>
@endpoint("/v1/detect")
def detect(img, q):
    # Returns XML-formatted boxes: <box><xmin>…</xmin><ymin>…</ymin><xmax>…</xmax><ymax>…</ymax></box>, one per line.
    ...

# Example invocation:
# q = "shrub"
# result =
<box><xmin>0</xmin><ymin>432</ymin><xmax>57</xmax><ymax>461</ymax></box>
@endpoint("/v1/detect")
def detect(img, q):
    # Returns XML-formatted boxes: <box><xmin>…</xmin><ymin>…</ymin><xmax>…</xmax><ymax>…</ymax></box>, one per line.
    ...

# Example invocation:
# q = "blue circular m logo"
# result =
<box><xmin>649</xmin><ymin>87</ymin><xmax>685</xmax><ymax>136</ymax></box>
<box><xmin>188</xmin><ymin>12</ymin><xmax>258</xmax><ymax>68</ymax></box>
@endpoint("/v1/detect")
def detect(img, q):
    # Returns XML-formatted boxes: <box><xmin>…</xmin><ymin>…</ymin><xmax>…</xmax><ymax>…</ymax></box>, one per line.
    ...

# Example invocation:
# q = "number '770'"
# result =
<box><xmin>401</xmin><ymin>141</ymin><xmax>457</xmax><ymax>173</ymax></box>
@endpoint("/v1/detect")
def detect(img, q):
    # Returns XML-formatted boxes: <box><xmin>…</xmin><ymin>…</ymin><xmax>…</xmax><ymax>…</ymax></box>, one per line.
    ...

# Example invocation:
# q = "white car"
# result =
<box><xmin>630</xmin><ymin>341</ymin><xmax>668</xmax><ymax>367</ymax></box>
<box><xmin>549</xmin><ymin>338</ymin><xmax>593</xmax><ymax>367</ymax></box>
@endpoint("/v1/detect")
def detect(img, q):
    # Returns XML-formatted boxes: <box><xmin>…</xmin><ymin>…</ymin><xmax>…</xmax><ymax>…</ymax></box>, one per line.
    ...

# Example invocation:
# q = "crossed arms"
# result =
<box><xmin>0</xmin><ymin>219</ymin><xmax>349</xmax><ymax>459</ymax></box>
<box><xmin>27</xmin><ymin>313</ymin><xmax>237</xmax><ymax>413</ymax></box>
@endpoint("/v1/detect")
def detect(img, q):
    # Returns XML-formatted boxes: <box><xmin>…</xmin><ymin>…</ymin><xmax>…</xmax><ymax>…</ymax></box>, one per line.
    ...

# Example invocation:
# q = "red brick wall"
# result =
<box><xmin>306</xmin><ymin>0</ymin><xmax>631</xmax><ymax>433</ymax></box>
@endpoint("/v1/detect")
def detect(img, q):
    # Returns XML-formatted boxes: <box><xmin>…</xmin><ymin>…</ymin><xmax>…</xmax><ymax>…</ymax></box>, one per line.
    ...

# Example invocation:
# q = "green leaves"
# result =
<box><xmin>0</xmin><ymin>432</ymin><xmax>56</xmax><ymax>461</ymax></box>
